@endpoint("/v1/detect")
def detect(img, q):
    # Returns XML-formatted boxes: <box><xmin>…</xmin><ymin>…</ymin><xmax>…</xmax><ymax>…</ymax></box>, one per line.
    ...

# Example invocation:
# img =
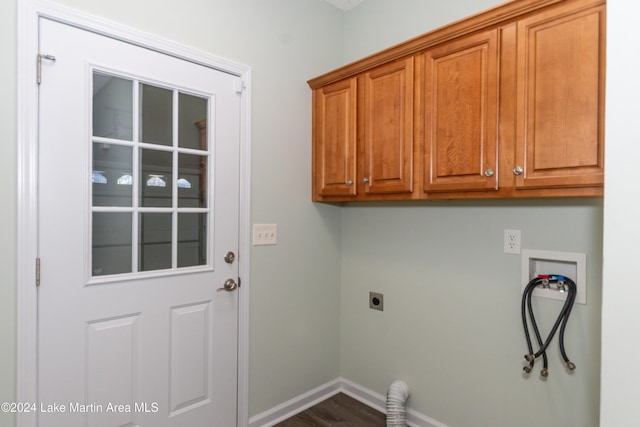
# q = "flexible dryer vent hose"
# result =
<box><xmin>386</xmin><ymin>380</ymin><xmax>410</xmax><ymax>427</ymax></box>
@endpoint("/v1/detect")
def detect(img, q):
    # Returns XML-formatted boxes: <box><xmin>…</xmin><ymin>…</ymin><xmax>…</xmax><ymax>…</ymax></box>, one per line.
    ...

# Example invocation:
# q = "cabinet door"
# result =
<box><xmin>423</xmin><ymin>30</ymin><xmax>498</xmax><ymax>193</ymax></box>
<box><xmin>515</xmin><ymin>1</ymin><xmax>605</xmax><ymax>189</ymax></box>
<box><xmin>362</xmin><ymin>57</ymin><xmax>414</xmax><ymax>195</ymax></box>
<box><xmin>313</xmin><ymin>78</ymin><xmax>357</xmax><ymax>198</ymax></box>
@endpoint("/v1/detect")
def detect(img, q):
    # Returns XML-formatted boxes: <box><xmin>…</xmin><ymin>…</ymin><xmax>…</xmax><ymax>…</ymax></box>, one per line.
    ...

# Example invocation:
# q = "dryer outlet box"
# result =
<box><xmin>369</xmin><ymin>292</ymin><xmax>384</xmax><ymax>311</ymax></box>
<box><xmin>521</xmin><ymin>249</ymin><xmax>586</xmax><ymax>305</ymax></box>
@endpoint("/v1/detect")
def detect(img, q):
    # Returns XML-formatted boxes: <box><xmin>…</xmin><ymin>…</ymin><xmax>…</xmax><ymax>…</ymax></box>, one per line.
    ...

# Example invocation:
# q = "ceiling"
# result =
<box><xmin>323</xmin><ymin>0</ymin><xmax>367</xmax><ymax>11</ymax></box>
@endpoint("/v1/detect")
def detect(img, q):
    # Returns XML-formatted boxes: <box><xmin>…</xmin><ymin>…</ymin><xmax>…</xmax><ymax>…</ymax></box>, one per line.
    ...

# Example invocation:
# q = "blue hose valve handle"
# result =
<box><xmin>537</xmin><ymin>274</ymin><xmax>566</xmax><ymax>282</ymax></box>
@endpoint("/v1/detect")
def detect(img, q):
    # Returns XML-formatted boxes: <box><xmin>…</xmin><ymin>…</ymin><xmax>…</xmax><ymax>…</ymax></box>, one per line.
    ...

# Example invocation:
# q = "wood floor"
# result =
<box><xmin>274</xmin><ymin>393</ymin><xmax>386</xmax><ymax>426</ymax></box>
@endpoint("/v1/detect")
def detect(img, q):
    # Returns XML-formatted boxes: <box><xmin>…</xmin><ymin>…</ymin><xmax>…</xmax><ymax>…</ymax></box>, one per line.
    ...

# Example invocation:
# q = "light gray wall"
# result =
<box><xmin>339</xmin><ymin>1</ymin><xmax>603</xmax><ymax>426</ymax></box>
<box><xmin>1</xmin><ymin>0</ymin><xmax>345</xmax><ymax>421</ymax></box>
<box><xmin>340</xmin><ymin>200</ymin><xmax>602</xmax><ymax>426</ymax></box>
<box><xmin>343</xmin><ymin>0</ymin><xmax>499</xmax><ymax>62</ymax></box>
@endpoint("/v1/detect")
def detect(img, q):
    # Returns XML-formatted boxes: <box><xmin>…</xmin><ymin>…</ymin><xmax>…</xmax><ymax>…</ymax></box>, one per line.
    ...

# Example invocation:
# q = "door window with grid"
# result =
<box><xmin>91</xmin><ymin>71</ymin><xmax>211</xmax><ymax>278</ymax></box>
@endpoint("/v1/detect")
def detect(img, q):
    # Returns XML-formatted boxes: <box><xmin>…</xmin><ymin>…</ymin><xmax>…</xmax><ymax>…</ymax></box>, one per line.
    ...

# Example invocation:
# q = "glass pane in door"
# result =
<box><xmin>92</xmin><ymin>212</ymin><xmax>132</xmax><ymax>276</ymax></box>
<box><xmin>139</xmin><ymin>213</ymin><xmax>172</xmax><ymax>272</ymax></box>
<box><xmin>178</xmin><ymin>153</ymin><xmax>207</xmax><ymax>208</ymax></box>
<box><xmin>139</xmin><ymin>148</ymin><xmax>173</xmax><ymax>208</ymax></box>
<box><xmin>93</xmin><ymin>72</ymin><xmax>133</xmax><ymax>140</ymax></box>
<box><xmin>140</xmin><ymin>83</ymin><xmax>173</xmax><ymax>146</ymax></box>
<box><xmin>178</xmin><ymin>213</ymin><xmax>207</xmax><ymax>267</ymax></box>
<box><xmin>92</xmin><ymin>142</ymin><xmax>133</xmax><ymax>207</ymax></box>
<box><xmin>179</xmin><ymin>93</ymin><xmax>208</xmax><ymax>150</ymax></box>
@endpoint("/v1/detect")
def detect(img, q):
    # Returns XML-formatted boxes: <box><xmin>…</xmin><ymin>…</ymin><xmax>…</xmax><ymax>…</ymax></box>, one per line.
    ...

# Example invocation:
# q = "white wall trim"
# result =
<box><xmin>248</xmin><ymin>378</ymin><xmax>448</xmax><ymax>427</ymax></box>
<box><xmin>17</xmin><ymin>1</ymin><xmax>251</xmax><ymax>426</ymax></box>
<box><xmin>237</xmin><ymin>67</ymin><xmax>252</xmax><ymax>427</ymax></box>
<box><xmin>248</xmin><ymin>379</ymin><xmax>343</xmax><ymax>427</ymax></box>
<box><xmin>16</xmin><ymin>1</ymin><xmax>39</xmax><ymax>426</ymax></box>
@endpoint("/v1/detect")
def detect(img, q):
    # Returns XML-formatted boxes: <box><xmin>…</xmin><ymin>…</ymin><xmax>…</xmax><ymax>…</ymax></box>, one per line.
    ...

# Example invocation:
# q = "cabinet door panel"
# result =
<box><xmin>515</xmin><ymin>2</ymin><xmax>605</xmax><ymax>189</ymax></box>
<box><xmin>423</xmin><ymin>30</ymin><xmax>498</xmax><ymax>192</ymax></box>
<box><xmin>314</xmin><ymin>78</ymin><xmax>357</xmax><ymax>197</ymax></box>
<box><xmin>362</xmin><ymin>57</ymin><xmax>414</xmax><ymax>195</ymax></box>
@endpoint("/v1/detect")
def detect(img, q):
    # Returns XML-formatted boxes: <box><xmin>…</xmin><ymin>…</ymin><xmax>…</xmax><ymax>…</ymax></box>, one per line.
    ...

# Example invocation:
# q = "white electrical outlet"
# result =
<box><xmin>253</xmin><ymin>224</ymin><xmax>277</xmax><ymax>245</ymax></box>
<box><xmin>504</xmin><ymin>229</ymin><xmax>521</xmax><ymax>254</ymax></box>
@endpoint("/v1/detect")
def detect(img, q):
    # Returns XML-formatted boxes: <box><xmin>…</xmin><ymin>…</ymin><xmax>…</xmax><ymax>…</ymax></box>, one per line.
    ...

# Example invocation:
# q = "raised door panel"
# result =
<box><xmin>313</xmin><ymin>78</ymin><xmax>357</xmax><ymax>198</ymax></box>
<box><xmin>423</xmin><ymin>30</ymin><xmax>499</xmax><ymax>193</ymax></box>
<box><xmin>515</xmin><ymin>1</ymin><xmax>605</xmax><ymax>189</ymax></box>
<box><xmin>362</xmin><ymin>57</ymin><xmax>414</xmax><ymax>195</ymax></box>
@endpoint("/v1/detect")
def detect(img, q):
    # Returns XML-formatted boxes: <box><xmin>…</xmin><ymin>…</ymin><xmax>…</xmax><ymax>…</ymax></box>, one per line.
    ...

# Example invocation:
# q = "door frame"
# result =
<box><xmin>17</xmin><ymin>1</ymin><xmax>252</xmax><ymax>426</ymax></box>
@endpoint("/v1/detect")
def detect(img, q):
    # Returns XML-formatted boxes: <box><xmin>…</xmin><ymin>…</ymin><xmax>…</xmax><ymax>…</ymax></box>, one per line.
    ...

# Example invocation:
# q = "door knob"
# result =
<box><xmin>217</xmin><ymin>278</ymin><xmax>238</xmax><ymax>292</ymax></box>
<box><xmin>224</xmin><ymin>251</ymin><xmax>236</xmax><ymax>264</ymax></box>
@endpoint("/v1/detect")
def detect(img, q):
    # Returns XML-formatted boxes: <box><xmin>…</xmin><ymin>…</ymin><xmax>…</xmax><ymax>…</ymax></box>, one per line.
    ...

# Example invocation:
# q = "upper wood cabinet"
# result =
<box><xmin>313</xmin><ymin>77</ymin><xmax>357</xmax><ymax>198</ymax></box>
<box><xmin>514</xmin><ymin>0</ymin><xmax>605</xmax><ymax>190</ymax></box>
<box><xmin>308</xmin><ymin>0</ymin><xmax>605</xmax><ymax>202</ymax></box>
<box><xmin>422</xmin><ymin>29</ymin><xmax>499</xmax><ymax>193</ymax></box>
<box><xmin>362</xmin><ymin>57</ymin><xmax>414</xmax><ymax>196</ymax></box>
<box><xmin>312</xmin><ymin>57</ymin><xmax>414</xmax><ymax>201</ymax></box>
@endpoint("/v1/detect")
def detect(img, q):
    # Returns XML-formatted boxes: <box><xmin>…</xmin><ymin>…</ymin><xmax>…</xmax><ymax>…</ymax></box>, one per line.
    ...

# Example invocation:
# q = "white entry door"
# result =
<box><xmin>37</xmin><ymin>18</ymin><xmax>240</xmax><ymax>427</ymax></box>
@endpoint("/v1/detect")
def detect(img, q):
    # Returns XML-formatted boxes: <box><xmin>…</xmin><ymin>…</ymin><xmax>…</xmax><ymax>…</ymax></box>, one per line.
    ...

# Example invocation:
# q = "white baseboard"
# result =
<box><xmin>248</xmin><ymin>377</ymin><xmax>448</xmax><ymax>427</ymax></box>
<box><xmin>248</xmin><ymin>378</ymin><xmax>342</xmax><ymax>427</ymax></box>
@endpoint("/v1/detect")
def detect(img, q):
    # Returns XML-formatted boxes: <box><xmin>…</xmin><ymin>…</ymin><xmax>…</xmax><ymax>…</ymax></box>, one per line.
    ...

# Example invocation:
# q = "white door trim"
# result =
<box><xmin>17</xmin><ymin>1</ymin><xmax>251</xmax><ymax>426</ymax></box>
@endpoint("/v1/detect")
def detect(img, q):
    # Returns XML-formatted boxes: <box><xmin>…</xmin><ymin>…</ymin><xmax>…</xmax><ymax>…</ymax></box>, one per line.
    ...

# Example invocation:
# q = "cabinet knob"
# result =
<box><xmin>484</xmin><ymin>169</ymin><xmax>494</xmax><ymax>177</ymax></box>
<box><xmin>362</xmin><ymin>178</ymin><xmax>369</xmax><ymax>184</ymax></box>
<box><xmin>513</xmin><ymin>166</ymin><xmax>524</xmax><ymax>176</ymax></box>
<box><xmin>346</xmin><ymin>180</ymin><xmax>353</xmax><ymax>186</ymax></box>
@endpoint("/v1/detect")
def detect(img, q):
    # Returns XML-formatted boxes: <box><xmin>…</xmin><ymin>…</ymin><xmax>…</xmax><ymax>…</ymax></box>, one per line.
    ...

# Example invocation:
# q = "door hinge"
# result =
<box><xmin>36</xmin><ymin>258</ymin><xmax>41</xmax><ymax>287</ymax></box>
<box><xmin>234</xmin><ymin>77</ymin><xmax>244</xmax><ymax>94</ymax></box>
<box><xmin>37</xmin><ymin>53</ymin><xmax>56</xmax><ymax>85</ymax></box>
<box><xmin>237</xmin><ymin>277</ymin><xmax>241</xmax><ymax>288</ymax></box>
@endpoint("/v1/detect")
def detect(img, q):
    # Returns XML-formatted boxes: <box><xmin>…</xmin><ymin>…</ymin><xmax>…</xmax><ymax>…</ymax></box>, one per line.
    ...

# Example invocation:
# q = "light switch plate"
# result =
<box><xmin>253</xmin><ymin>224</ymin><xmax>277</xmax><ymax>245</ymax></box>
